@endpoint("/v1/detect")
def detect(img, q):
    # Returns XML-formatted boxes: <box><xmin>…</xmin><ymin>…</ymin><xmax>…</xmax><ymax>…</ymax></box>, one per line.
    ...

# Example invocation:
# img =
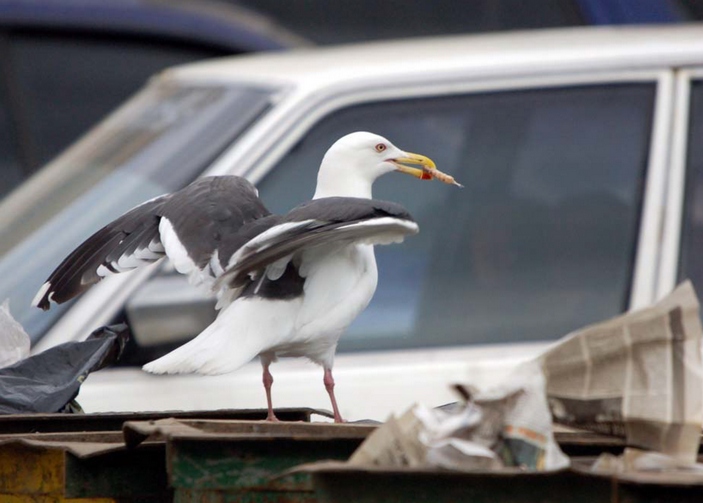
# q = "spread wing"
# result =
<box><xmin>216</xmin><ymin>197</ymin><xmax>419</xmax><ymax>292</ymax></box>
<box><xmin>33</xmin><ymin>176</ymin><xmax>270</xmax><ymax>310</ymax></box>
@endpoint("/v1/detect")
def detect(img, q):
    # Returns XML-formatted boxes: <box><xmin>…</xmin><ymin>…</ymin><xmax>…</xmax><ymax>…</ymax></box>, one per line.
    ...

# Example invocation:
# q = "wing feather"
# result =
<box><xmin>32</xmin><ymin>196</ymin><xmax>168</xmax><ymax>310</ymax></box>
<box><xmin>33</xmin><ymin>176</ymin><xmax>271</xmax><ymax>310</ymax></box>
<box><xmin>216</xmin><ymin>197</ymin><xmax>418</xmax><ymax>291</ymax></box>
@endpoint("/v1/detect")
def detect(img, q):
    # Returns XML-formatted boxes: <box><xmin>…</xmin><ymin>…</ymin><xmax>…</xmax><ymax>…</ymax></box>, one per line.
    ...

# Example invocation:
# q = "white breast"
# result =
<box><xmin>271</xmin><ymin>244</ymin><xmax>378</xmax><ymax>367</ymax></box>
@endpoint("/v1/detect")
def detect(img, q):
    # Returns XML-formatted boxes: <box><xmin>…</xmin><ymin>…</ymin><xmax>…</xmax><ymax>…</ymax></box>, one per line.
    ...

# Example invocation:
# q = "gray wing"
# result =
<box><xmin>217</xmin><ymin>197</ymin><xmax>419</xmax><ymax>291</ymax></box>
<box><xmin>33</xmin><ymin>176</ymin><xmax>270</xmax><ymax>310</ymax></box>
<box><xmin>159</xmin><ymin>176</ymin><xmax>271</xmax><ymax>272</ymax></box>
<box><xmin>32</xmin><ymin>195</ymin><xmax>169</xmax><ymax>310</ymax></box>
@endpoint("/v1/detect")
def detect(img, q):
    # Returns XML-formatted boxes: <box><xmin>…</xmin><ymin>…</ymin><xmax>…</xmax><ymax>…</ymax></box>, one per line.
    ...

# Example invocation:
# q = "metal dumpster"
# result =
<box><xmin>5</xmin><ymin>409</ymin><xmax>700</xmax><ymax>503</ymax></box>
<box><xmin>305</xmin><ymin>430</ymin><xmax>703</xmax><ymax>503</ymax></box>
<box><xmin>124</xmin><ymin>418</ymin><xmax>376</xmax><ymax>502</ymax></box>
<box><xmin>306</xmin><ymin>460</ymin><xmax>703</xmax><ymax>503</ymax></box>
<box><xmin>0</xmin><ymin>432</ymin><xmax>168</xmax><ymax>502</ymax></box>
<box><xmin>0</xmin><ymin>408</ymin><xmax>338</xmax><ymax>502</ymax></box>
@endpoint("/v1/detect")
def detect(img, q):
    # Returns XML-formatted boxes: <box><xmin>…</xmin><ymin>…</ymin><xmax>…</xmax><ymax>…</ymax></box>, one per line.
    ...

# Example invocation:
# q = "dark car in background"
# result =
<box><xmin>232</xmin><ymin>0</ymin><xmax>691</xmax><ymax>44</ymax></box>
<box><xmin>0</xmin><ymin>0</ymin><xmax>307</xmax><ymax>197</ymax></box>
<box><xmin>2</xmin><ymin>0</ymin><xmax>697</xmax><ymax>197</ymax></box>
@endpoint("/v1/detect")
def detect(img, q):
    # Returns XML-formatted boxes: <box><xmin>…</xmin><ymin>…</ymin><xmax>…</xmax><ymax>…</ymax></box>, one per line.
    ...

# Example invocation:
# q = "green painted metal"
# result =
<box><xmin>308</xmin><ymin>463</ymin><xmax>703</xmax><ymax>503</ymax></box>
<box><xmin>311</xmin><ymin>468</ymin><xmax>613</xmax><ymax>503</ymax></box>
<box><xmin>174</xmin><ymin>488</ymin><xmax>318</xmax><ymax>503</ymax></box>
<box><xmin>617</xmin><ymin>482</ymin><xmax>703</xmax><ymax>503</ymax></box>
<box><xmin>64</xmin><ymin>445</ymin><xmax>171</xmax><ymax>501</ymax></box>
<box><xmin>168</xmin><ymin>434</ymin><xmax>366</xmax><ymax>502</ymax></box>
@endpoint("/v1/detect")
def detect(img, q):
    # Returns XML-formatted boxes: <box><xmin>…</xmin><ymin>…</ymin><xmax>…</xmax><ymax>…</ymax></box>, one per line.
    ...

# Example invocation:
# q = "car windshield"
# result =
<box><xmin>0</xmin><ymin>79</ymin><xmax>274</xmax><ymax>342</ymax></box>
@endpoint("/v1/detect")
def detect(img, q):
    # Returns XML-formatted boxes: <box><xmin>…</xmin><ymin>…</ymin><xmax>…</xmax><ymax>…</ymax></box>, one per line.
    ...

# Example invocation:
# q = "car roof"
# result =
<box><xmin>169</xmin><ymin>25</ymin><xmax>703</xmax><ymax>88</ymax></box>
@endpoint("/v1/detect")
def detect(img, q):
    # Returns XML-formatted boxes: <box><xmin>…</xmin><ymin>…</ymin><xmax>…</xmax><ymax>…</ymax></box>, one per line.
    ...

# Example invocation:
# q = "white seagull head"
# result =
<box><xmin>313</xmin><ymin>132</ymin><xmax>436</xmax><ymax>200</ymax></box>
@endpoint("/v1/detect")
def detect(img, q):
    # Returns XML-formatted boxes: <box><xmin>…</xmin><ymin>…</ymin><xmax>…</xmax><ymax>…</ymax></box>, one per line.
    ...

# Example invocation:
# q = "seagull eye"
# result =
<box><xmin>375</xmin><ymin>143</ymin><xmax>387</xmax><ymax>152</ymax></box>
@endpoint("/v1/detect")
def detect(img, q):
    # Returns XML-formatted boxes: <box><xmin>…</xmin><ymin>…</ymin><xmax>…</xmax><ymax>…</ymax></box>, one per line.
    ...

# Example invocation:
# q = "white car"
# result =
<box><xmin>2</xmin><ymin>25</ymin><xmax>703</xmax><ymax>420</ymax></box>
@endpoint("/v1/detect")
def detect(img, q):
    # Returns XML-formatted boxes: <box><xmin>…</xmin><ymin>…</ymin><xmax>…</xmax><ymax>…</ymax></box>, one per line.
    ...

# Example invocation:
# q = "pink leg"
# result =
<box><xmin>262</xmin><ymin>362</ymin><xmax>279</xmax><ymax>422</ymax></box>
<box><xmin>324</xmin><ymin>367</ymin><xmax>344</xmax><ymax>423</ymax></box>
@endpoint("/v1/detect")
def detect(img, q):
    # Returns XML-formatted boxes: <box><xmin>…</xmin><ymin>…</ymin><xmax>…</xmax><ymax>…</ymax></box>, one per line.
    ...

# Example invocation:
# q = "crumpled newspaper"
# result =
<box><xmin>0</xmin><ymin>300</ymin><xmax>30</xmax><ymax>369</ymax></box>
<box><xmin>349</xmin><ymin>360</ymin><xmax>569</xmax><ymax>472</ymax></box>
<box><xmin>542</xmin><ymin>281</ymin><xmax>703</xmax><ymax>464</ymax></box>
<box><xmin>416</xmin><ymin>400</ymin><xmax>504</xmax><ymax>470</ymax></box>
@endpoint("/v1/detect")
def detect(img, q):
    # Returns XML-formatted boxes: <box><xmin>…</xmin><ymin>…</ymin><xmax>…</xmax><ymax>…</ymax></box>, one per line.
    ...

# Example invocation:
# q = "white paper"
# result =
<box><xmin>542</xmin><ymin>281</ymin><xmax>703</xmax><ymax>463</ymax></box>
<box><xmin>0</xmin><ymin>300</ymin><xmax>30</xmax><ymax>369</ymax></box>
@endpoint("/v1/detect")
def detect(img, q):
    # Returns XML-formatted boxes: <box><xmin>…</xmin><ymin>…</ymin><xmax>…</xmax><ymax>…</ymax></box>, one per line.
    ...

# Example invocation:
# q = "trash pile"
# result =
<box><xmin>349</xmin><ymin>363</ymin><xmax>568</xmax><ymax>471</ymax></box>
<box><xmin>347</xmin><ymin>281</ymin><xmax>703</xmax><ymax>475</ymax></box>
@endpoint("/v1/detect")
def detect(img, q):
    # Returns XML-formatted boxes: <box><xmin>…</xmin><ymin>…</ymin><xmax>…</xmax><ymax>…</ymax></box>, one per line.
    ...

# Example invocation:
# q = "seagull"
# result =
<box><xmin>32</xmin><ymin>131</ymin><xmax>459</xmax><ymax>422</ymax></box>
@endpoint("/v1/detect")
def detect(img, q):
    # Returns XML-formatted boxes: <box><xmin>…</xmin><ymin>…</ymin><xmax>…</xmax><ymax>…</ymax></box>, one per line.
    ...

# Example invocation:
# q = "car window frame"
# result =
<box><xmin>36</xmin><ymin>69</ymin><xmax>674</xmax><ymax>353</ymax></box>
<box><xmin>659</xmin><ymin>68</ymin><xmax>703</xmax><ymax>300</ymax></box>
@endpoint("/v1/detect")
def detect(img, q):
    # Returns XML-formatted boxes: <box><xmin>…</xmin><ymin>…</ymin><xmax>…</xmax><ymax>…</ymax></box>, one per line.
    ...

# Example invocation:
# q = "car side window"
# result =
<box><xmin>235</xmin><ymin>0</ymin><xmax>584</xmax><ymax>44</ymax></box>
<box><xmin>257</xmin><ymin>83</ymin><xmax>655</xmax><ymax>351</ymax></box>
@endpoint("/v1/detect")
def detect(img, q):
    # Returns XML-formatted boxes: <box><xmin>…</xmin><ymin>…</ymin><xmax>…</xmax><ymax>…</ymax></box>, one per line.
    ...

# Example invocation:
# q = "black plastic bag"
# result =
<box><xmin>0</xmin><ymin>324</ymin><xmax>129</xmax><ymax>414</ymax></box>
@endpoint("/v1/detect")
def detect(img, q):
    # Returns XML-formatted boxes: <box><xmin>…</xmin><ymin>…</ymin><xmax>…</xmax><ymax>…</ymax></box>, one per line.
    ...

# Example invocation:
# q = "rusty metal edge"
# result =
<box><xmin>301</xmin><ymin>460</ymin><xmax>703</xmax><ymax>488</ymax></box>
<box><xmin>0</xmin><ymin>407</ymin><xmax>331</xmax><ymax>434</ymax></box>
<box><xmin>124</xmin><ymin>418</ymin><xmax>375</xmax><ymax>448</ymax></box>
<box><xmin>0</xmin><ymin>438</ymin><xmax>127</xmax><ymax>458</ymax></box>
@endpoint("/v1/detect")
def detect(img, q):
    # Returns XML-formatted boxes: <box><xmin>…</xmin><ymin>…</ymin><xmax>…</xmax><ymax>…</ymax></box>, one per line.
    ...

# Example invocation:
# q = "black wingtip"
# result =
<box><xmin>32</xmin><ymin>282</ymin><xmax>53</xmax><ymax>311</ymax></box>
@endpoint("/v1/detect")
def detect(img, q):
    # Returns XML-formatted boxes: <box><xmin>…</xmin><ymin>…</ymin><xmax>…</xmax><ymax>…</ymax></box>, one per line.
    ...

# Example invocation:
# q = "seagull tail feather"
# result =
<box><xmin>142</xmin><ymin>306</ymin><xmax>263</xmax><ymax>376</ymax></box>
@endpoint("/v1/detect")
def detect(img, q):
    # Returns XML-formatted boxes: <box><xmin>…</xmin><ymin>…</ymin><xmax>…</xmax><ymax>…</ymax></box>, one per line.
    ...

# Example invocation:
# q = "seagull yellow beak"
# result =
<box><xmin>392</xmin><ymin>152</ymin><xmax>436</xmax><ymax>180</ymax></box>
<box><xmin>392</xmin><ymin>152</ymin><xmax>463</xmax><ymax>187</ymax></box>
